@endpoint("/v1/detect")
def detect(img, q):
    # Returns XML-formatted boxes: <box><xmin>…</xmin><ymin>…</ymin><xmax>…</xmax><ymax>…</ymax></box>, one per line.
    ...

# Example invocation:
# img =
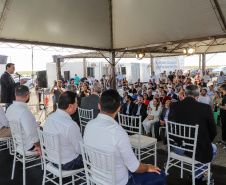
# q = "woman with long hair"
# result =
<box><xmin>122</xmin><ymin>77</ymin><xmax>128</xmax><ymax>86</ymax></box>
<box><xmin>106</xmin><ymin>75</ymin><xmax>111</xmax><ymax>90</ymax></box>
<box><xmin>143</xmin><ymin>93</ymin><xmax>150</xmax><ymax>106</ymax></box>
<box><xmin>212</xmin><ymin>91</ymin><xmax>221</xmax><ymax>123</ymax></box>
<box><xmin>142</xmin><ymin>98</ymin><xmax>161</xmax><ymax>136</ymax></box>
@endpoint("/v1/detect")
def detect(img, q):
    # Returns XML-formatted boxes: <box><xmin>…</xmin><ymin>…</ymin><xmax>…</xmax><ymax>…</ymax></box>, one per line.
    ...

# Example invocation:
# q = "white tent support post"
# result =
<box><xmin>151</xmin><ymin>56</ymin><xmax>154</xmax><ymax>75</ymax></box>
<box><xmin>83</xmin><ymin>58</ymin><xmax>87</xmax><ymax>77</ymax></box>
<box><xmin>199</xmin><ymin>54</ymin><xmax>202</xmax><ymax>70</ymax></box>
<box><xmin>109</xmin><ymin>51</ymin><xmax>116</xmax><ymax>90</ymax></box>
<box><xmin>56</xmin><ymin>58</ymin><xmax>61</xmax><ymax>80</ymax></box>
<box><xmin>202</xmin><ymin>53</ymin><xmax>206</xmax><ymax>73</ymax></box>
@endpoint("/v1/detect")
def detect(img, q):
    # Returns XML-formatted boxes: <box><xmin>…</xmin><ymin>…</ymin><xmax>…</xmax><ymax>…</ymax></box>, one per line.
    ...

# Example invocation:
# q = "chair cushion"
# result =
<box><xmin>129</xmin><ymin>134</ymin><xmax>157</xmax><ymax>149</ymax></box>
<box><xmin>46</xmin><ymin>162</ymin><xmax>84</xmax><ymax>178</ymax></box>
<box><xmin>16</xmin><ymin>146</ymin><xmax>38</xmax><ymax>156</ymax></box>
<box><xmin>170</xmin><ymin>152</ymin><xmax>200</xmax><ymax>164</ymax></box>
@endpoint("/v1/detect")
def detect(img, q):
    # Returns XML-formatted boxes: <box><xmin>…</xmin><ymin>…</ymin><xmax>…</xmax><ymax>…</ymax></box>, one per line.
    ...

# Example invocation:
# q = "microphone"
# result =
<box><xmin>15</xmin><ymin>72</ymin><xmax>21</xmax><ymax>77</ymax></box>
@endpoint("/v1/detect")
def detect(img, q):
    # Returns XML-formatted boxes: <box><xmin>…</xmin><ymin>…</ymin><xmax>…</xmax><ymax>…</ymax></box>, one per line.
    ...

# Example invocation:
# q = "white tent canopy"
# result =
<box><xmin>0</xmin><ymin>0</ymin><xmax>226</xmax><ymax>54</ymax></box>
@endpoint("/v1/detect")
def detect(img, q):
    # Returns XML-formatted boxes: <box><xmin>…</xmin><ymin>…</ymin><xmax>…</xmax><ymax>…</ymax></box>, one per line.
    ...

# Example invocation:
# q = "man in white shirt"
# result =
<box><xmin>87</xmin><ymin>76</ymin><xmax>92</xmax><ymax>86</ymax></box>
<box><xmin>201</xmin><ymin>71</ymin><xmax>210</xmax><ymax>83</ymax></box>
<box><xmin>150</xmin><ymin>71</ymin><xmax>158</xmax><ymax>82</ymax></box>
<box><xmin>198</xmin><ymin>89</ymin><xmax>211</xmax><ymax>105</ymax></box>
<box><xmin>0</xmin><ymin>105</ymin><xmax>11</xmax><ymax>137</ymax></box>
<box><xmin>183</xmin><ymin>81</ymin><xmax>189</xmax><ymax>89</ymax></box>
<box><xmin>118</xmin><ymin>72</ymin><xmax>124</xmax><ymax>86</ymax></box>
<box><xmin>159</xmin><ymin>73</ymin><xmax>167</xmax><ymax>83</ymax></box>
<box><xmin>6</xmin><ymin>85</ymin><xmax>41</xmax><ymax>156</ymax></box>
<box><xmin>84</xmin><ymin>90</ymin><xmax>166</xmax><ymax>185</ymax></box>
<box><xmin>43</xmin><ymin>91</ymin><xmax>83</xmax><ymax>171</ymax></box>
<box><xmin>207</xmin><ymin>85</ymin><xmax>215</xmax><ymax>96</ymax></box>
<box><xmin>141</xmin><ymin>86</ymin><xmax>148</xmax><ymax>95</ymax></box>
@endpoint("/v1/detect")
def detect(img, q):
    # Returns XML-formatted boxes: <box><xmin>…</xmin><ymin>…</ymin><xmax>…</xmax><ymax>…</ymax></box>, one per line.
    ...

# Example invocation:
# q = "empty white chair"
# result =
<box><xmin>9</xmin><ymin>121</ymin><xmax>43</xmax><ymax>185</ymax></box>
<box><xmin>78</xmin><ymin>107</ymin><xmax>93</xmax><ymax>134</ymax></box>
<box><xmin>37</xmin><ymin>128</ymin><xmax>85</xmax><ymax>185</ymax></box>
<box><xmin>80</xmin><ymin>141</ymin><xmax>116</xmax><ymax>185</ymax></box>
<box><xmin>118</xmin><ymin>113</ymin><xmax>157</xmax><ymax>165</ymax></box>
<box><xmin>165</xmin><ymin>120</ymin><xmax>211</xmax><ymax>185</ymax></box>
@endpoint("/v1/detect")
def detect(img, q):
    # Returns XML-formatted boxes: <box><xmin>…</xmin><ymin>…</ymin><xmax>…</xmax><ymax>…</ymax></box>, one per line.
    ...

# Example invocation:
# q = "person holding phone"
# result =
<box><xmin>50</xmin><ymin>80</ymin><xmax>64</xmax><ymax>111</ymax></box>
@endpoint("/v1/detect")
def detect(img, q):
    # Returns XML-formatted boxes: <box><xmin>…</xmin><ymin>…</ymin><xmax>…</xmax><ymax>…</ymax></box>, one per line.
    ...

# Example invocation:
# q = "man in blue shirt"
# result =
<box><xmin>118</xmin><ymin>72</ymin><xmax>123</xmax><ymax>86</ymax></box>
<box><xmin>74</xmin><ymin>74</ymin><xmax>80</xmax><ymax>88</ymax></box>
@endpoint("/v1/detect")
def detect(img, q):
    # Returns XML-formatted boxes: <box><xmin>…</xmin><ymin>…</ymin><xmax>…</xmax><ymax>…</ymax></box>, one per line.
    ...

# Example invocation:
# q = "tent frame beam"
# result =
<box><xmin>117</xmin><ymin>35</ymin><xmax>226</xmax><ymax>52</ymax></box>
<box><xmin>0</xmin><ymin>38</ymin><xmax>111</xmax><ymax>51</ymax></box>
<box><xmin>211</xmin><ymin>0</ymin><xmax>226</xmax><ymax>32</ymax></box>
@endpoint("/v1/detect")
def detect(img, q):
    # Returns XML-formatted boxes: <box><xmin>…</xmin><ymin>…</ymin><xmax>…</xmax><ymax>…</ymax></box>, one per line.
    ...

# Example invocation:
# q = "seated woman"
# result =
<box><xmin>122</xmin><ymin>77</ymin><xmax>128</xmax><ymax>86</ymax></box>
<box><xmin>143</xmin><ymin>98</ymin><xmax>161</xmax><ymax>136</ymax></box>
<box><xmin>106</xmin><ymin>75</ymin><xmax>112</xmax><ymax>90</ymax></box>
<box><xmin>80</xmin><ymin>83</ymin><xmax>90</xmax><ymax>97</ymax></box>
<box><xmin>143</xmin><ymin>93</ymin><xmax>150</xmax><ymax>106</ymax></box>
<box><xmin>124</xmin><ymin>83</ymin><xmax>130</xmax><ymax>91</ymax></box>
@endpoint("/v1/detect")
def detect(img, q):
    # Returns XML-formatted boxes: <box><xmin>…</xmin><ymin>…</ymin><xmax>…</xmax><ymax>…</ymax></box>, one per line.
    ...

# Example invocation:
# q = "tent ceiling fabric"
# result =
<box><xmin>112</xmin><ymin>0</ymin><xmax>226</xmax><ymax>49</ymax></box>
<box><xmin>0</xmin><ymin>0</ymin><xmax>111</xmax><ymax>49</ymax></box>
<box><xmin>0</xmin><ymin>0</ymin><xmax>226</xmax><ymax>54</ymax></box>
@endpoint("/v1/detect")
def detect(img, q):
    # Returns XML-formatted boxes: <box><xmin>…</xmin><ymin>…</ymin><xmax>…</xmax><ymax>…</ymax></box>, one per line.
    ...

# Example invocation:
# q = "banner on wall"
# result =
<box><xmin>154</xmin><ymin>56</ymin><xmax>185</xmax><ymax>75</ymax></box>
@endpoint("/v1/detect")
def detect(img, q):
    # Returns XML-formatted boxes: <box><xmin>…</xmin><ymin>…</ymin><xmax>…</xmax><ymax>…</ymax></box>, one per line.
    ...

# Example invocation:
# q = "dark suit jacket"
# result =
<box><xmin>132</xmin><ymin>103</ymin><xmax>147</xmax><ymax>121</ymax></box>
<box><xmin>80</xmin><ymin>94</ymin><xmax>100</xmax><ymax>118</ymax></box>
<box><xmin>168</xmin><ymin>93</ymin><xmax>178</xmax><ymax>100</ymax></box>
<box><xmin>198</xmin><ymin>82</ymin><xmax>207</xmax><ymax>87</ymax></box>
<box><xmin>159</xmin><ymin>108</ymin><xmax>168</xmax><ymax>121</ymax></box>
<box><xmin>0</xmin><ymin>71</ymin><xmax>20</xmax><ymax>103</ymax></box>
<box><xmin>121</xmin><ymin>102</ymin><xmax>135</xmax><ymax>115</ymax></box>
<box><xmin>168</xmin><ymin>97</ymin><xmax>217</xmax><ymax>163</ymax></box>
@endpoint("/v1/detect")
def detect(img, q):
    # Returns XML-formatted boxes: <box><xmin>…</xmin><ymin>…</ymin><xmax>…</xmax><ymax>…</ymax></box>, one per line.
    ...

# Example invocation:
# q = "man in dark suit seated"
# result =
<box><xmin>0</xmin><ymin>63</ymin><xmax>26</xmax><ymax>110</ymax></box>
<box><xmin>80</xmin><ymin>82</ymin><xmax>102</xmax><ymax>118</ymax></box>
<box><xmin>168</xmin><ymin>88</ymin><xmax>178</xmax><ymax>100</ymax></box>
<box><xmin>133</xmin><ymin>89</ymin><xmax>143</xmax><ymax>103</ymax></box>
<box><xmin>121</xmin><ymin>95</ymin><xmax>135</xmax><ymax>116</ymax></box>
<box><xmin>121</xmin><ymin>91</ymin><xmax>128</xmax><ymax>104</ymax></box>
<box><xmin>154</xmin><ymin>100</ymin><xmax>171</xmax><ymax>142</ymax></box>
<box><xmin>168</xmin><ymin>85</ymin><xmax>217</xmax><ymax>183</ymax></box>
<box><xmin>132</xmin><ymin>97</ymin><xmax>147</xmax><ymax>122</ymax></box>
<box><xmin>198</xmin><ymin>79</ymin><xmax>207</xmax><ymax>87</ymax></box>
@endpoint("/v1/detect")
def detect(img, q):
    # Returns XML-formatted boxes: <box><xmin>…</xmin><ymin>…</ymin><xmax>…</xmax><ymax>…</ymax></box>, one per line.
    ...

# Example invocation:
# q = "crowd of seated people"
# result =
<box><xmin>1</xmin><ymin>68</ymin><xmax>226</xmax><ymax>184</ymax></box>
<box><xmin>119</xmin><ymin>69</ymin><xmax>226</xmax><ymax>148</ymax></box>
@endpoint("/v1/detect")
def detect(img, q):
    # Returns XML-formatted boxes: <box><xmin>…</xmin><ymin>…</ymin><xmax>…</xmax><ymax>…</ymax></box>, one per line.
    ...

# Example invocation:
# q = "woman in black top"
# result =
<box><xmin>80</xmin><ymin>83</ymin><xmax>90</xmax><ymax>97</ymax></box>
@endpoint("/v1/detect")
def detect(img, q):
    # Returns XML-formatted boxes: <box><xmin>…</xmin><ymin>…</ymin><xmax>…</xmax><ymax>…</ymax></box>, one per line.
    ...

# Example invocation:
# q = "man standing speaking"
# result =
<box><xmin>0</xmin><ymin>63</ymin><xmax>26</xmax><ymax>110</ymax></box>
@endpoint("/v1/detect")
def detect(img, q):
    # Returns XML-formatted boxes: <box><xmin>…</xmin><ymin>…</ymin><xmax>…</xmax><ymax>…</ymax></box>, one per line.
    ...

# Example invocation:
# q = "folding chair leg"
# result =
<box><xmin>138</xmin><ymin>148</ymin><xmax>141</xmax><ymax>161</ymax></box>
<box><xmin>192</xmin><ymin>164</ymin><xmax>195</xmax><ymax>185</ymax></box>
<box><xmin>180</xmin><ymin>161</ymin><xmax>183</xmax><ymax>179</ymax></box>
<box><xmin>41</xmin><ymin>157</ymin><xmax>43</xmax><ymax>170</ymax></box>
<box><xmin>11</xmin><ymin>153</ymin><xmax>16</xmax><ymax>179</ymax></box>
<box><xmin>207</xmin><ymin>163</ymin><xmax>211</xmax><ymax>185</ymax></box>
<box><xmin>72</xmin><ymin>175</ymin><xmax>75</xmax><ymax>185</ymax></box>
<box><xmin>59</xmin><ymin>177</ymin><xmax>63</xmax><ymax>185</ymax></box>
<box><xmin>154</xmin><ymin>143</ymin><xmax>157</xmax><ymax>166</ymax></box>
<box><xmin>23</xmin><ymin>157</ymin><xmax>26</xmax><ymax>185</ymax></box>
<box><xmin>165</xmin><ymin>156</ymin><xmax>170</xmax><ymax>175</ymax></box>
<box><xmin>42</xmin><ymin>169</ymin><xmax>46</xmax><ymax>185</ymax></box>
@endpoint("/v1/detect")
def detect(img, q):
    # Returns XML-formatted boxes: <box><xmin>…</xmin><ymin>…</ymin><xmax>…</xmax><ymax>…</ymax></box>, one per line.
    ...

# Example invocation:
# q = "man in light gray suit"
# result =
<box><xmin>80</xmin><ymin>82</ymin><xmax>102</xmax><ymax>118</ymax></box>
